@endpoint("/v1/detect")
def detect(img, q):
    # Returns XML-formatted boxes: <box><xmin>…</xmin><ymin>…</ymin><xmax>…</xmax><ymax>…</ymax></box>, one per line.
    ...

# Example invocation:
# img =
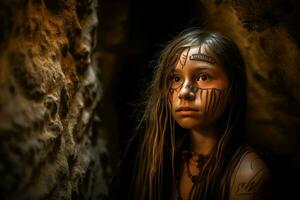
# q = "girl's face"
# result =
<box><xmin>169</xmin><ymin>46</ymin><xmax>230</xmax><ymax>130</ymax></box>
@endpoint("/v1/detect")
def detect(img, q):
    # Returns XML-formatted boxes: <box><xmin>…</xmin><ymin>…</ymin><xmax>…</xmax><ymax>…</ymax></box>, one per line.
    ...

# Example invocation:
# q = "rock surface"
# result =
<box><xmin>0</xmin><ymin>0</ymin><xmax>107</xmax><ymax>199</ymax></box>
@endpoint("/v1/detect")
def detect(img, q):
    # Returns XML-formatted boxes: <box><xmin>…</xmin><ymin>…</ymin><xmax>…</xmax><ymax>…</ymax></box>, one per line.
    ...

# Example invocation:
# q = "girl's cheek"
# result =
<box><xmin>197</xmin><ymin>88</ymin><xmax>227</xmax><ymax>120</ymax></box>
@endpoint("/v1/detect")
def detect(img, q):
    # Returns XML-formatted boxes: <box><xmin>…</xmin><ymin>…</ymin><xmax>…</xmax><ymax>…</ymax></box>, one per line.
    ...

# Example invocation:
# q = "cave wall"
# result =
<box><xmin>0</xmin><ymin>0</ymin><xmax>107</xmax><ymax>199</ymax></box>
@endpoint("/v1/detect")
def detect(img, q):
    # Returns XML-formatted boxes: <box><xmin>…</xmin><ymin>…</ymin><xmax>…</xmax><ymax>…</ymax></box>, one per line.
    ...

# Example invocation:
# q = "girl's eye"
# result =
<box><xmin>197</xmin><ymin>74</ymin><xmax>211</xmax><ymax>81</ymax></box>
<box><xmin>170</xmin><ymin>74</ymin><xmax>183</xmax><ymax>89</ymax></box>
<box><xmin>173</xmin><ymin>76</ymin><xmax>181</xmax><ymax>82</ymax></box>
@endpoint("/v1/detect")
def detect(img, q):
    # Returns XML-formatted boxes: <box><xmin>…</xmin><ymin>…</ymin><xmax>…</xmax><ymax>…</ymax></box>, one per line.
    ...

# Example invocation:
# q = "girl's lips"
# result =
<box><xmin>175</xmin><ymin>106</ymin><xmax>199</xmax><ymax>112</ymax></box>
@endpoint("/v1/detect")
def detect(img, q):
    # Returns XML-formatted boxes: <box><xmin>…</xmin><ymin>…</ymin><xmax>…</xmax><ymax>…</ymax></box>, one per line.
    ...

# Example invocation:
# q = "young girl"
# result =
<box><xmin>133</xmin><ymin>28</ymin><xmax>272</xmax><ymax>200</ymax></box>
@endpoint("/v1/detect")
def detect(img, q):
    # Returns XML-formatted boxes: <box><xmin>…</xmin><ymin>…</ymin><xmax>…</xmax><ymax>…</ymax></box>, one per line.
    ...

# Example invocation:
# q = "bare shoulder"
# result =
<box><xmin>229</xmin><ymin>149</ymin><xmax>272</xmax><ymax>200</ymax></box>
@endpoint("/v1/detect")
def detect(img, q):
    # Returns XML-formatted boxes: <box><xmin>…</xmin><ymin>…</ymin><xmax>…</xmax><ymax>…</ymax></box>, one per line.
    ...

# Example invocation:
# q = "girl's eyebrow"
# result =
<box><xmin>194</xmin><ymin>64</ymin><xmax>217</xmax><ymax>69</ymax></box>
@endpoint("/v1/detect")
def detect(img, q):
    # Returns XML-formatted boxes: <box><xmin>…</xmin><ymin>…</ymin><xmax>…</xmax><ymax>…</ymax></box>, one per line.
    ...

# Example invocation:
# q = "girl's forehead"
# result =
<box><xmin>175</xmin><ymin>46</ymin><xmax>219</xmax><ymax>69</ymax></box>
<box><xmin>180</xmin><ymin>46</ymin><xmax>216</xmax><ymax>60</ymax></box>
<box><xmin>182</xmin><ymin>45</ymin><xmax>207</xmax><ymax>54</ymax></box>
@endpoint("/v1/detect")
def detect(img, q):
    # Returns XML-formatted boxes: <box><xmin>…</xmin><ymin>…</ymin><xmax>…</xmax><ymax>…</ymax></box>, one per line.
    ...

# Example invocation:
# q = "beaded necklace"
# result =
<box><xmin>181</xmin><ymin>150</ymin><xmax>208</xmax><ymax>183</ymax></box>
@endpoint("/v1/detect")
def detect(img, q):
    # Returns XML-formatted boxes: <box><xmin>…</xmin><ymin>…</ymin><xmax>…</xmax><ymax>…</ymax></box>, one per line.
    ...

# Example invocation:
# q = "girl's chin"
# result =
<box><xmin>176</xmin><ymin>119</ymin><xmax>205</xmax><ymax>130</ymax></box>
<box><xmin>175</xmin><ymin>117</ymin><xmax>216</xmax><ymax>130</ymax></box>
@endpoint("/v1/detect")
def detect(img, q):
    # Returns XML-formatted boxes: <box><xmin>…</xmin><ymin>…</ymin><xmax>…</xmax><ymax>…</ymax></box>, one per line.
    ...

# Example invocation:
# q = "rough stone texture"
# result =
<box><xmin>0</xmin><ymin>0</ymin><xmax>108</xmax><ymax>199</ymax></box>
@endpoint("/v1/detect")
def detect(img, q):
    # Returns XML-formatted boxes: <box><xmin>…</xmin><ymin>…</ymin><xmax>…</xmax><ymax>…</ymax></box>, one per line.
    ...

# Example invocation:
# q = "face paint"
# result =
<box><xmin>190</xmin><ymin>53</ymin><xmax>216</xmax><ymax>64</ymax></box>
<box><xmin>179</xmin><ymin>47</ymin><xmax>190</xmax><ymax>69</ymax></box>
<box><xmin>169</xmin><ymin>46</ymin><xmax>230</xmax><ymax>129</ymax></box>
<box><xmin>170</xmin><ymin>82</ymin><xmax>227</xmax><ymax>120</ymax></box>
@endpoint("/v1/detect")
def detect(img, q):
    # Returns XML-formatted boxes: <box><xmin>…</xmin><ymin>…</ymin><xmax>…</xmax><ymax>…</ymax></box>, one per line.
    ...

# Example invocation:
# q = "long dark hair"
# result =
<box><xmin>133</xmin><ymin>28</ymin><xmax>247</xmax><ymax>200</ymax></box>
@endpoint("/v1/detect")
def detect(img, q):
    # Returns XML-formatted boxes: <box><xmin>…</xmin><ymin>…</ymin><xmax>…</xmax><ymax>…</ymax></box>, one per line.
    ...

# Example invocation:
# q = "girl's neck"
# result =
<box><xmin>189</xmin><ymin>126</ymin><xmax>219</xmax><ymax>156</ymax></box>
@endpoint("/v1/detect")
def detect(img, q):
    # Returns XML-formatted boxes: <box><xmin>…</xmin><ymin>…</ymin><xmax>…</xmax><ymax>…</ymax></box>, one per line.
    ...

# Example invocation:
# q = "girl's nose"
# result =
<box><xmin>178</xmin><ymin>82</ymin><xmax>196</xmax><ymax>100</ymax></box>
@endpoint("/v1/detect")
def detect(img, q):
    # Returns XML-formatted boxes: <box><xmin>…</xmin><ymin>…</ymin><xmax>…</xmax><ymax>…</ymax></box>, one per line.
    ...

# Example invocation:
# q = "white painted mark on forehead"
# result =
<box><xmin>178</xmin><ymin>46</ymin><xmax>217</xmax><ymax>69</ymax></box>
<box><xmin>190</xmin><ymin>45</ymin><xmax>216</xmax><ymax>64</ymax></box>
